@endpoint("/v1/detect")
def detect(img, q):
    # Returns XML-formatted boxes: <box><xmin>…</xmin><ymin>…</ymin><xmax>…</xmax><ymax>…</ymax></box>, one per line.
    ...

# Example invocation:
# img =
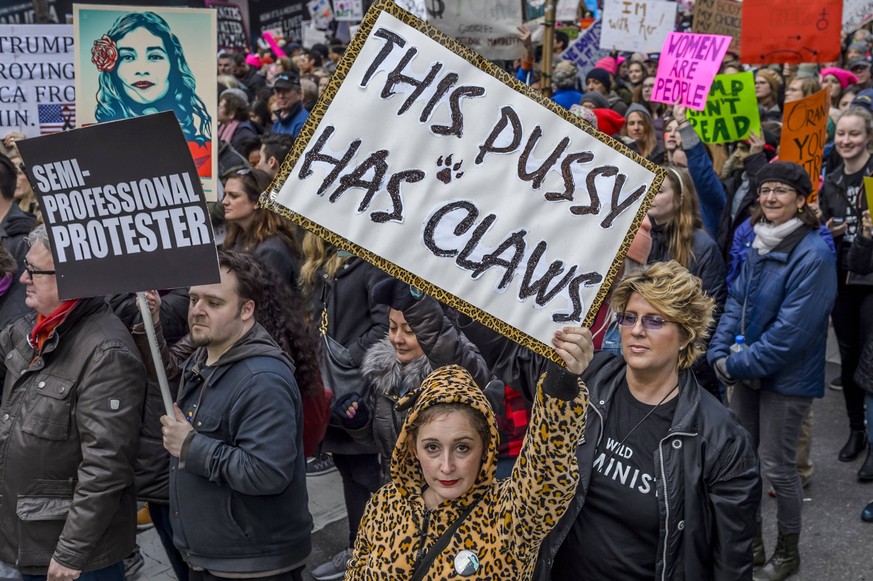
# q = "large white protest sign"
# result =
<box><xmin>844</xmin><ymin>0</ymin><xmax>873</xmax><ymax>35</ymax></box>
<box><xmin>263</xmin><ymin>0</ymin><xmax>662</xmax><ymax>361</ymax></box>
<box><xmin>562</xmin><ymin>19</ymin><xmax>610</xmax><ymax>79</ymax></box>
<box><xmin>0</xmin><ymin>25</ymin><xmax>74</xmax><ymax>138</ymax></box>
<box><xmin>600</xmin><ymin>0</ymin><xmax>677</xmax><ymax>53</ymax></box>
<box><xmin>394</xmin><ymin>0</ymin><xmax>426</xmax><ymax>20</ymax></box>
<box><xmin>335</xmin><ymin>0</ymin><xmax>364</xmax><ymax>22</ymax></box>
<box><xmin>556</xmin><ymin>0</ymin><xmax>579</xmax><ymax>21</ymax></box>
<box><xmin>423</xmin><ymin>0</ymin><xmax>524</xmax><ymax>60</ymax></box>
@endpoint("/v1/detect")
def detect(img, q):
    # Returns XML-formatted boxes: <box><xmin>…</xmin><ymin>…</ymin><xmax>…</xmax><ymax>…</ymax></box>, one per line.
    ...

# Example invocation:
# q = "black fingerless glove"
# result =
<box><xmin>541</xmin><ymin>363</ymin><xmax>582</xmax><ymax>401</ymax></box>
<box><xmin>331</xmin><ymin>392</ymin><xmax>370</xmax><ymax>430</ymax></box>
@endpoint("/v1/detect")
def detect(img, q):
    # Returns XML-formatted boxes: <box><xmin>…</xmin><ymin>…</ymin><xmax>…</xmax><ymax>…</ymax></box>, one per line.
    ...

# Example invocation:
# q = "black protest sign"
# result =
<box><xmin>16</xmin><ymin>111</ymin><xmax>221</xmax><ymax>300</ymax></box>
<box><xmin>251</xmin><ymin>0</ymin><xmax>307</xmax><ymax>45</ymax></box>
<box><xmin>207</xmin><ymin>0</ymin><xmax>250</xmax><ymax>53</ymax></box>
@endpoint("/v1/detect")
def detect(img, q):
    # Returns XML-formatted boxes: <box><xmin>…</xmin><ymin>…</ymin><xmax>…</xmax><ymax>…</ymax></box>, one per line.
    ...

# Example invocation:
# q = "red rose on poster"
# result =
<box><xmin>91</xmin><ymin>35</ymin><xmax>118</xmax><ymax>72</ymax></box>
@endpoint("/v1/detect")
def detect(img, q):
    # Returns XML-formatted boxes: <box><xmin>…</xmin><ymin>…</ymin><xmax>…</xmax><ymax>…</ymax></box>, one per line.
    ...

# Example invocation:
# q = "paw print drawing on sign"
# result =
<box><xmin>436</xmin><ymin>155</ymin><xmax>464</xmax><ymax>184</ymax></box>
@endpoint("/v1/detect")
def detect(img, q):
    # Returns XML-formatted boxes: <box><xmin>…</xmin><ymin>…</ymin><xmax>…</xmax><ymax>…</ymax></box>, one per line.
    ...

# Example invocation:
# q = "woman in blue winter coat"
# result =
<box><xmin>709</xmin><ymin>162</ymin><xmax>837</xmax><ymax>581</ymax></box>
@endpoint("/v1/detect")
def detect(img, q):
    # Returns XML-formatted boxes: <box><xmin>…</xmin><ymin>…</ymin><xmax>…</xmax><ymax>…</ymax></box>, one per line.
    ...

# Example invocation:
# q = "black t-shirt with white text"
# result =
<box><xmin>552</xmin><ymin>379</ymin><xmax>678</xmax><ymax>581</ymax></box>
<box><xmin>840</xmin><ymin>167</ymin><xmax>864</xmax><ymax>245</ymax></box>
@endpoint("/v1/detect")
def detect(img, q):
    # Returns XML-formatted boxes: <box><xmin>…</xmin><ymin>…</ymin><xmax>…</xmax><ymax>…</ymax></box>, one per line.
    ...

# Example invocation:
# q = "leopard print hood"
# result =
<box><xmin>391</xmin><ymin>365</ymin><xmax>498</xmax><ymax>501</ymax></box>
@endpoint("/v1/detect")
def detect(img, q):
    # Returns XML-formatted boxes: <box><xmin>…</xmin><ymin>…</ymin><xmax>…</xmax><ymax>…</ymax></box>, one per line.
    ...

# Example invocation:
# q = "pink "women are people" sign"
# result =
<box><xmin>651</xmin><ymin>32</ymin><xmax>731</xmax><ymax>111</ymax></box>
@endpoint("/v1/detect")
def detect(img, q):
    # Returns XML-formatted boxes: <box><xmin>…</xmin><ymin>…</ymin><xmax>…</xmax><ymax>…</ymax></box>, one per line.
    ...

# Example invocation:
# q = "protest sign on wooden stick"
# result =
<box><xmin>262</xmin><ymin>0</ymin><xmax>663</xmax><ymax>363</ymax></box>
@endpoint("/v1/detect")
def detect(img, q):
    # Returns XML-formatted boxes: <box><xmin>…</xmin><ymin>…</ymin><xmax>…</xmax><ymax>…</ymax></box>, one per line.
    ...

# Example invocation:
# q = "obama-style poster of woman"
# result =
<box><xmin>74</xmin><ymin>5</ymin><xmax>218</xmax><ymax>199</ymax></box>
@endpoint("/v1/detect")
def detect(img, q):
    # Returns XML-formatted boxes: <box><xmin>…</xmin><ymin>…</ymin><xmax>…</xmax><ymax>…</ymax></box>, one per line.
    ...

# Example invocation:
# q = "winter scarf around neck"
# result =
<box><xmin>753</xmin><ymin>218</ymin><xmax>804</xmax><ymax>255</ymax></box>
<box><xmin>29</xmin><ymin>299</ymin><xmax>79</xmax><ymax>355</ymax></box>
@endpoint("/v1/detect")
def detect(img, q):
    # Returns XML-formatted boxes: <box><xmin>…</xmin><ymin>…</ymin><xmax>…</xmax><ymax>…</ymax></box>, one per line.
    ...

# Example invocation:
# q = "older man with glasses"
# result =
<box><xmin>0</xmin><ymin>224</ymin><xmax>145</xmax><ymax>581</ymax></box>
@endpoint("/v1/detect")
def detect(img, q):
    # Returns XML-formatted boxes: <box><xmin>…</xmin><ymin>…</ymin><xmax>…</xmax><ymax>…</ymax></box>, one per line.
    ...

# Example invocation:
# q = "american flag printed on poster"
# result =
<box><xmin>38</xmin><ymin>104</ymin><xmax>76</xmax><ymax>135</ymax></box>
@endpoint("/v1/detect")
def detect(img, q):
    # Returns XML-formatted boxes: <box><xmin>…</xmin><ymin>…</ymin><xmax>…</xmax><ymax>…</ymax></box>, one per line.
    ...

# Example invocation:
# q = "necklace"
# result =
<box><xmin>598</xmin><ymin>382</ymin><xmax>679</xmax><ymax>465</ymax></box>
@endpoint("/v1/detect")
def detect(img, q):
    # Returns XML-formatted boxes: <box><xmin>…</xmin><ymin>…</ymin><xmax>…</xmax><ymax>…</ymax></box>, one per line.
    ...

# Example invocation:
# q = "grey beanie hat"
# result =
<box><xmin>625</xmin><ymin>102</ymin><xmax>652</xmax><ymax>120</ymax></box>
<box><xmin>580</xmin><ymin>91</ymin><xmax>610</xmax><ymax>109</ymax></box>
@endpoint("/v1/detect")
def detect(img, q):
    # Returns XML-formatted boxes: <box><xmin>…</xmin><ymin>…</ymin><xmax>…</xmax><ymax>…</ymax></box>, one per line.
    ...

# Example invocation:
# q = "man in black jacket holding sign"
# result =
<box><xmin>160</xmin><ymin>252</ymin><xmax>311</xmax><ymax>580</ymax></box>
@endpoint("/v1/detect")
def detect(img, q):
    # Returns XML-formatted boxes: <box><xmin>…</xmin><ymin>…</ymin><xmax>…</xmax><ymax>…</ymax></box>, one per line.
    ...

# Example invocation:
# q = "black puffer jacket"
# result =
<box><xmin>534</xmin><ymin>354</ymin><xmax>760</xmax><ymax>581</ymax></box>
<box><xmin>313</xmin><ymin>257</ymin><xmax>389</xmax><ymax>455</ymax></box>
<box><xmin>648</xmin><ymin>225</ymin><xmax>727</xmax><ymax>396</ymax></box>
<box><xmin>359</xmin><ymin>296</ymin><xmax>495</xmax><ymax>483</ymax></box>
<box><xmin>649</xmin><ymin>224</ymin><xmax>727</xmax><ymax>310</ymax></box>
<box><xmin>112</xmin><ymin>289</ymin><xmax>190</xmax><ymax>504</ymax></box>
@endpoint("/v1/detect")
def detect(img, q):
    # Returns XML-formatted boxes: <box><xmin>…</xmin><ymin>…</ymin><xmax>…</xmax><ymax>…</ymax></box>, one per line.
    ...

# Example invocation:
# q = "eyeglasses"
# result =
<box><xmin>758</xmin><ymin>186</ymin><xmax>797</xmax><ymax>198</ymax></box>
<box><xmin>615</xmin><ymin>312</ymin><xmax>674</xmax><ymax>330</ymax></box>
<box><xmin>23</xmin><ymin>259</ymin><xmax>55</xmax><ymax>277</ymax></box>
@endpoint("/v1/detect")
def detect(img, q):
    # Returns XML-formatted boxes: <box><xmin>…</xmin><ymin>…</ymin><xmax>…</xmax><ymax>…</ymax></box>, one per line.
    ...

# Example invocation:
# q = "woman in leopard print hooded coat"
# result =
<box><xmin>346</xmin><ymin>330</ymin><xmax>591</xmax><ymax>580</ymax></box>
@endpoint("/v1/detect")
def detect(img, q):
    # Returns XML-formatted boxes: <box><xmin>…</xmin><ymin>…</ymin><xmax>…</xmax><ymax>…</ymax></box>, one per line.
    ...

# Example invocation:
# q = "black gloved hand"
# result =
<box><xmin>370</xmin><ymin>277</ymin><xmax>421</xmax><ymax>311</ymax></box>
<box><xmin>331</xmin><ymin>392</ymin><xmax>370</xmax><ymax>430</ymax></box>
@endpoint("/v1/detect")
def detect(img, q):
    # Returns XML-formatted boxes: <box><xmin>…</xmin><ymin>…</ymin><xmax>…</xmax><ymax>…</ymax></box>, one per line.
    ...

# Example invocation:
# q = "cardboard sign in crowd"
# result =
<box><xmin>779</xmin><ymin>88</ymin><xmax>830</xmax><ymax>202</ymax></box>
<box><xmin>16</xmin><ymin>112</ymin><xmax>221</xmax><ymax>300</ymax></box>
<box><xmin>686</xmin><ymin>72</ymin><xmax>761</xmax><ymax>144</ymax></box>
<box><xmin>262</xmin><ymin>0</ymin><xmax>663</xmax><ymax>361</ymax></box>
<box><xmin>651</xmin><ymin>32</ymin><xmax>731</xmax><ymax>111</ymax></box>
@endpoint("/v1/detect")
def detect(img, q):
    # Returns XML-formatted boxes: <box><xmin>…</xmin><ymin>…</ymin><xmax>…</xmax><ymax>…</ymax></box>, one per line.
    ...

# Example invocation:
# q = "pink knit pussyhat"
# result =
<box><xmin>819</xmin><ymin>67</ymin><xmax>859</xmax><ymax>89</ymax></box>
<box><xmin>594</xmin><ymin>56</ymin><xmax>617</xmax><ymax>75</ymax></box>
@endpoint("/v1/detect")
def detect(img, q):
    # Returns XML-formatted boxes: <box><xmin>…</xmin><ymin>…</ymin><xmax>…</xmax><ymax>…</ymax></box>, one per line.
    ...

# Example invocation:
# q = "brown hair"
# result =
<box><xmin>624</xmin><ymin>109</ymin><xmax>658</xmax><ymax>160</ymax></box>
<box><xmin>407</xmin><ymin>402</ymin><xmax>491</xmax><ymax>453</ymax></box>
<box><xmin>756</xmin><ymin>69</ymin><xmax>783</xmax><ymax>109</ymax></box>
<box><xmin>221</xmin><ymin>169</ymin><xmax>301</xmax><ymax>260</ymax></box>
<box><xmin>658</xmin><ymin>167</ymin><xmax>703</xmax><ymax>269</ymax></box>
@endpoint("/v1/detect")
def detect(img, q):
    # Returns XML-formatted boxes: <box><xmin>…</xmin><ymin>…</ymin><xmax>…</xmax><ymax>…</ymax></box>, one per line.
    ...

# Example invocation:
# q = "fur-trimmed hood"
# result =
<box><xmin>361</xmin><ymin>337</ymin><xmax>432</xmax><ymax>398</ymax></box>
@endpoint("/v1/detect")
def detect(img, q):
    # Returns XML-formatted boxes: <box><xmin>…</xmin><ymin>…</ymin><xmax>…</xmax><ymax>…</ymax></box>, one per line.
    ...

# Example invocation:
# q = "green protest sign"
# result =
<box><xmin>687</xmin><ymin>72</ymin><xmax>761</xmax><ymax>143</ymax></box>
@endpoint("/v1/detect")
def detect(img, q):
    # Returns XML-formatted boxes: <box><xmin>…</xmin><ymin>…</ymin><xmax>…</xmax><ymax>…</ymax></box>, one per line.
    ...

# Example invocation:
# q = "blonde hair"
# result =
<box><xmin>610</xmin><ymin>260</ymin><xmax>715</xmax><ymax>369</ymax></box>
<box><xmin>298</xmin><ymin>231</ymin><xmax>349</xmax><ymax>297</ymax></box>
<box><xmin>660</xmin><ymin>167</ymin><xmax>703</xmax><ymax>269</ymax></box>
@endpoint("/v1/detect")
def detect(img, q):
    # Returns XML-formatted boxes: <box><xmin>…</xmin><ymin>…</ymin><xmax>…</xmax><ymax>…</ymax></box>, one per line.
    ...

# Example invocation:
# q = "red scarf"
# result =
<box><xmin>29</xmin><ymin>299</ymin><xmax>79</xmax><ymax>356</ymax></box>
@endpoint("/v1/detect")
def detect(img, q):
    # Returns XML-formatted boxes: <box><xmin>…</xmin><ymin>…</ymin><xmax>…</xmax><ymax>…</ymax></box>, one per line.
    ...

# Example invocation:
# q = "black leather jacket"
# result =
<box><xmin>534</xmin><ymin>353</ymin><xmax>761</xmax><ymax>581</ymax></box>
<box><xmin>0</xmin><ymin>298</ymin><xmax>145</xmax><ymax>575</ymax></box>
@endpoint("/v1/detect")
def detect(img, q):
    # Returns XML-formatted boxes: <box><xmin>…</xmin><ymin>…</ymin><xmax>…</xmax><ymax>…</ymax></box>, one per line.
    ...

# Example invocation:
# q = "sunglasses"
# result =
<box><xmin>615</xmin><ymin>312</ymin><xmax>674</xmax><ymax>330</ymax></box>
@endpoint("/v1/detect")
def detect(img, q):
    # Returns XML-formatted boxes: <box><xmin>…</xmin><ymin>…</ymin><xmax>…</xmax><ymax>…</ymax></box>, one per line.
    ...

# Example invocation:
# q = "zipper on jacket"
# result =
<box><xmin>590</xmin><ymin>402</ymin><xmax>604</xmax><ymax>449</ymax></box>
<box><xmin>658</xmin><ymin>430</ymin><xmax>697</xmax><ymax>581</ymax></box>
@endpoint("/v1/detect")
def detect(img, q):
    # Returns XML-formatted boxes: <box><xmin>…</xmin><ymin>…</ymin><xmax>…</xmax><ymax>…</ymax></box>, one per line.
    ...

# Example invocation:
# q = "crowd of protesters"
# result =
<box><xmin>0</xmin><ymin>7</ymin><xmax>869</xmax><ymax>581</ymax></box>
